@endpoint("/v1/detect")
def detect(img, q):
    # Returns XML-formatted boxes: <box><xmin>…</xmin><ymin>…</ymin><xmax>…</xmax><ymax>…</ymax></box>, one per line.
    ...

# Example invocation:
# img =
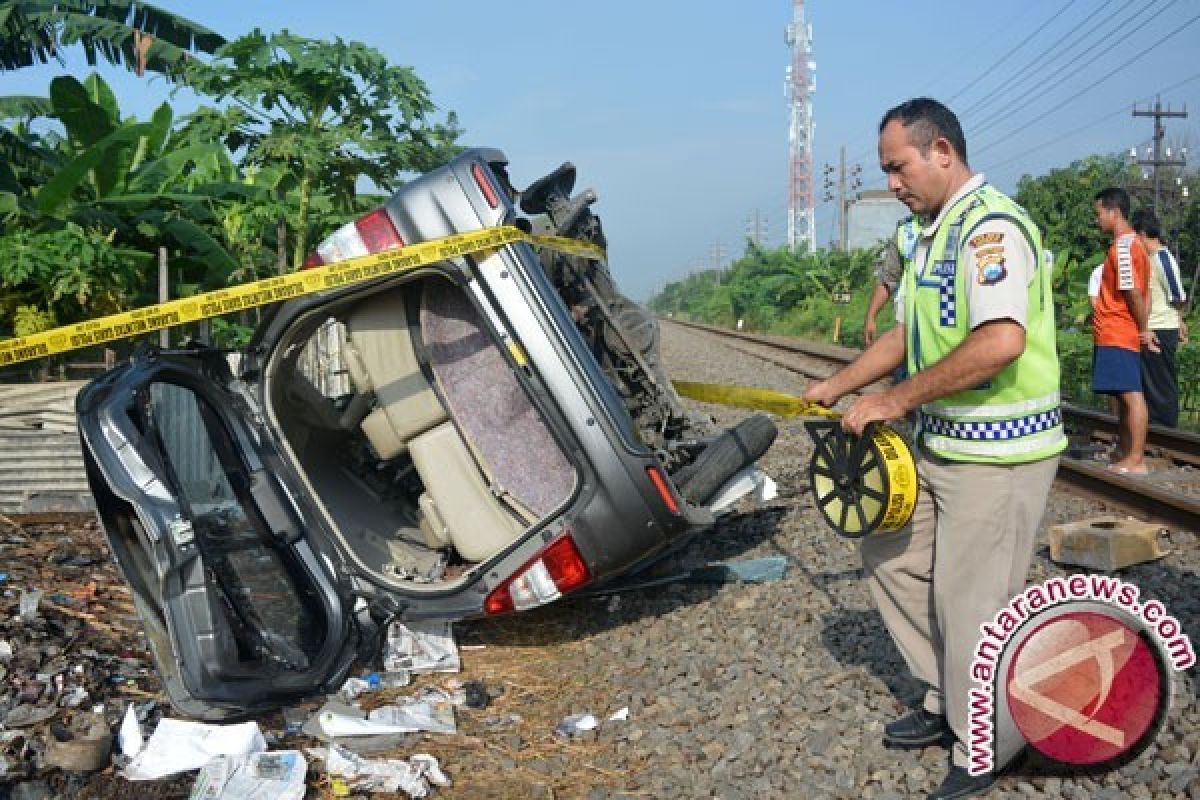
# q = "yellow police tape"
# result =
<box><xmin>672</xmin><ymin>381</ymin><xmax>916</xmax><ymax>537</ymax></box>
<box><xmin>0</xmin><ymin>226</ymin><xmax>606</xmax><ymax>367</ymax></box>
<box><xmin>672</xmin><ymin>381</ymin><xmax>842</xmax><ymax>420</ymax></box>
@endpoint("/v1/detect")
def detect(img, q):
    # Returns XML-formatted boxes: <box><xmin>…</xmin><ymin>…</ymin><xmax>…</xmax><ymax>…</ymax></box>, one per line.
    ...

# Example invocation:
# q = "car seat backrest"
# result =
<box><xmin>342</xmin><ymin>292</ymin><xmax>448</xmax><ymax>460</ymax></box>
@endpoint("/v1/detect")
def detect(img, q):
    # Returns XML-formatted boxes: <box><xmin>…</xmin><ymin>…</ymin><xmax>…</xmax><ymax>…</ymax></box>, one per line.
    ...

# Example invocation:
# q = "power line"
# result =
<box><xmin>977</xmin><ymin>70</ymin><xmax>1200</xmax><ymax>178</ymax></box>
<box><xmin>841</xmin><ymin>2</ymin><xmax>1092</xmax><ymax>170</ymax></box>
<box><xmin>972</xmin><ymin>9</ymin><xmax>1200</xmax><ymax>158</ymax></box>
<box><xmin>968</xmin><ymin>0</ymin><xmax>1183</xmax><ymax>137</ymax></box>
<box><xmin>958</xmin><ymin>0</ymin><xmax>1126</xmax><ymax>120</ymax></box>
<box><xmin>948</xmin><ymin>0</ymin><xmax>1082</xmax><ymax>107</ymax></box>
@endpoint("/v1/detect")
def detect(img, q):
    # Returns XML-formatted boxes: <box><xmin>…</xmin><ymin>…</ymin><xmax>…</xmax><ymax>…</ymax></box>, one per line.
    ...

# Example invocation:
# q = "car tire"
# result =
<box><xmin>674</xmin><ymin>413</ymin><xmax>777</xmax><ymax>505</ymax></box>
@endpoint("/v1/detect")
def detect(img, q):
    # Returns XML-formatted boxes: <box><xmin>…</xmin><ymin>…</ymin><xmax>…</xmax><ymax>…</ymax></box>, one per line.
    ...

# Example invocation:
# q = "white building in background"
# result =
<box><xmin>846</xmin><ymin>190</ymin><xmax>909</xmax><ymax>251</ymax></box>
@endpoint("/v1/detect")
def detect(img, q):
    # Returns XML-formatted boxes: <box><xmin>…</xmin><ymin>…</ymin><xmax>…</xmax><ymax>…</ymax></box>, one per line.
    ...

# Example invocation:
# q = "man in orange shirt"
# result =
<box><xmin>1091</xmin><ymin>187</ymin><xmax>1157</xmax><ymax>474</ymax></box>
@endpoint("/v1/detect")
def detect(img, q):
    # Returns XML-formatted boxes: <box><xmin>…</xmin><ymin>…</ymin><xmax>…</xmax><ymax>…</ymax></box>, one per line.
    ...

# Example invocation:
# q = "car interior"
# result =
<box><xmin>266</xmin><ymin>272</ymin><xmax>580</xmax><ymax>590</ymax></box>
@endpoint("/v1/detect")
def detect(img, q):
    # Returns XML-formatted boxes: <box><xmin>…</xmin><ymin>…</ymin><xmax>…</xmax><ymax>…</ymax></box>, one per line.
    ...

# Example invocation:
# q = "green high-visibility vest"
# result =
<box><xmin>902</xmin><ymin>183</ymin><xmax>1066</xmax><ymax>464</ymax></box>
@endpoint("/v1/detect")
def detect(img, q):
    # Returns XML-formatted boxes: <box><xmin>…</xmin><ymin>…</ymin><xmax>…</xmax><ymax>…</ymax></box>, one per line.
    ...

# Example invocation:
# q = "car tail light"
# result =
<box><xmin>645</xmin><ymin>465</ymin><xmax>681</xmax><ymax>515</ymax></box>
<box><xmin>484</xmin><ymin>533</ymin><xmax>590</xmax><ymax>615</ymax></box>
<box><xmin>472</xmin><ymin>163</ymin><xmax>500</xmax><ymax>208</ymax></box>
<box><xmin>354</xmin><ymin>208</ymin><xmax>405</xmax><ymax>252</ymax></box>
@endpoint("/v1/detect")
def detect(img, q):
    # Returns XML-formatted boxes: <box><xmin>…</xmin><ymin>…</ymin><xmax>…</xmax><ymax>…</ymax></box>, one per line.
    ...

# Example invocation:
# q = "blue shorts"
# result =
<box><xmin>1092</xmin><ymin>345</ymin><xmax>1142</xmax><ymax>395</ymax></box>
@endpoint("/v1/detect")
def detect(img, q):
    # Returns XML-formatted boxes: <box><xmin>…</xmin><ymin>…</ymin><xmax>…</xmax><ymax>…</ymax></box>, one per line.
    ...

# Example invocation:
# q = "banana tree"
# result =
<box><xmin>0</xmin><ymin>72</ymin><xmax>255</xmax><ymax>328</ymax></box>
<box><xmin>0</xmin><ymin>0</ymin><xmax>223</xmax><ymax>77</ymax></box>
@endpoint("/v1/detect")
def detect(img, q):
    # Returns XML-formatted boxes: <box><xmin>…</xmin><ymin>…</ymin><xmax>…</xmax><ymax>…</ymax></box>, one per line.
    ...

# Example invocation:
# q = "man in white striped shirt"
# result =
<box><xmin>1132</xmin><ymin>209</ymin><xmax>1188</xmax><ymax>427</ymax></box>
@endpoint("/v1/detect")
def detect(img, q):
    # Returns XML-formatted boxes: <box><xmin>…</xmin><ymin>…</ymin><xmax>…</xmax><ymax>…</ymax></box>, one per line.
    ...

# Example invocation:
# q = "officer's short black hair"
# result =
<box><xmin>879</xmin><ymin>97</ymin><xmax>968</xmax><ymax>166</ymax></box>
<box><xmin>1130</xmin><ymin>208</ymin><xmax>1162</xmax><ymax>238</ymax></box>
<box><xmin>1094</xmin><ymin>187</ymin><xmax>1130</xmax><ymax>219</ymax></box>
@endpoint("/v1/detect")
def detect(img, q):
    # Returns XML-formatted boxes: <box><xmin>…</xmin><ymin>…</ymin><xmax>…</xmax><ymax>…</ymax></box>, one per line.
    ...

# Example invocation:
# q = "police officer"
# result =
<box><xmin>865</xmin><ymin>215</ymin><xmax>923</xmax><ymax>346</ymax></box>
<box><xmin>804</xmin><ymin>97</ymin><xmax>1064</xmax><ymax>800</ymax></box>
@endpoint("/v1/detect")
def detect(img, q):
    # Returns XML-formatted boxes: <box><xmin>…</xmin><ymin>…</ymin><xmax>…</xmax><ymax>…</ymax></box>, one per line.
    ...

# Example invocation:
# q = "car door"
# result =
<box><xmin>76</xmin><ymin>350</ymin><xmax>358</xmax><ymax>720</ymax></box>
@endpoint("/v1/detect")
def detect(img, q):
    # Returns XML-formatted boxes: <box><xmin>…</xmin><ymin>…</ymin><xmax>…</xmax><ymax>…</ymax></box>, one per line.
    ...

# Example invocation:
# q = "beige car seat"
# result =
<box><xmin>342</xmin><ymin>290</ymin><xmax>524</xmax><ymax>563</ymax></box>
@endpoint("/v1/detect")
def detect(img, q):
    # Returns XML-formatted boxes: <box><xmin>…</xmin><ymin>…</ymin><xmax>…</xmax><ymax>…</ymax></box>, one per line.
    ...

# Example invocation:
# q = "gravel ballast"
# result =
<box><xmin>2</xmin><ymin>320</ymin><xmax>1195</xmax><ymax>799</ymax></box>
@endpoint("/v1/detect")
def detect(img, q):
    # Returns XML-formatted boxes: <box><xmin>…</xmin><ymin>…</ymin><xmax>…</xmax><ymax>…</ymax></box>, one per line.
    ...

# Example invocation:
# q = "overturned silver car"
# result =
<box><xmin>76</xmin><ymin>149</ymin><xmax>776</xmax><ymax>718</ymax></box>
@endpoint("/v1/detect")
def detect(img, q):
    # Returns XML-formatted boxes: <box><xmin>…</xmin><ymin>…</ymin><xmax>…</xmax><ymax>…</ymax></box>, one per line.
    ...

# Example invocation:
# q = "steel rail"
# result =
<box><xmin>666</xmin><ymin>318</ymin><xmax>1200</xmax><ymax>530</ymax></box>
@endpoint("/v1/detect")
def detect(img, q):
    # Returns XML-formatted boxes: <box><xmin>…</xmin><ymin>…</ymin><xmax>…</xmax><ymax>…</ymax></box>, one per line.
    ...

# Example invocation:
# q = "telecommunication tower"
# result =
<box><xmin>785</xmin><ymin>0</ymin><xmax>816</xmax><ymax>253</ymax></box>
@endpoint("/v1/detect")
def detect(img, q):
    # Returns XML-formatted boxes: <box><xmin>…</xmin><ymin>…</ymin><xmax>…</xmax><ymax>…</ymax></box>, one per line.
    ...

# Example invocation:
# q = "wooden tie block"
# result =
<box><xmin>1048</xmin><ymin>515</ymin><xmax>1168</xmax><ymax>571</ymax></box>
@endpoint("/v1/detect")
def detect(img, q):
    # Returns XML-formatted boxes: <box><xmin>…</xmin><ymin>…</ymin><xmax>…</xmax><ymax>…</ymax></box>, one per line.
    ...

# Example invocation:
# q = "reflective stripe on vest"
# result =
<box><xmin>925</xmin><ymin>390</ymin><xmax>1061</xmax><ymax>420</ymax></box>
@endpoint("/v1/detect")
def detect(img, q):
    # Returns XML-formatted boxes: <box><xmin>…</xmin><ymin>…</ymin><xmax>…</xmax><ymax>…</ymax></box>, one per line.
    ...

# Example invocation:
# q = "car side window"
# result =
<box><xmin>143</xmin><ymin>383</ymin><xmax>326</xmax><ymax>671</ymax></box>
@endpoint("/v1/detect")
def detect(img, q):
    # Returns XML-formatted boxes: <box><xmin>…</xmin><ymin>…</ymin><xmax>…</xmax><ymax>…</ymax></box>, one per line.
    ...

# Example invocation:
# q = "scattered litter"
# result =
<box><xmin>60</xmin><ymin>686</ymin><xmax>89</xmax><ymax>708</ymax></box>
<box><xmin>608</xmin><ymin>707</ymin><xmax>630</xmax><ymax>722</ymax></box>
<box><xmin>337</xmin><ymin>677</ymin><xmax>373</xmax><ymax>703</ymax></box>
<box><xmin>188</xmin><ymin>750</ymin><xmax>306</xmax><ymax>800</ymax></box>
<box><xmin>310</xmin><ymin>693</ymin><xmax>455</xmax><ymax>737</ymax></box>
<box><xmin>3</xmin><ymin>704</ymin><xmax>58</xmax><ymax>728</ymax></box>
<box><xmin>17</xmin><ymin>589</ymin><xmax>42</xmax><ymax>621</ymax></box>
<box><xmin>382</xmin><ymin>620</ymin><xmax>459</xmax><ymax>675</ymax></box>
<box><xmin>117</xmin><ymin>705</ymin><xmax>142</xmax><ymax>756</ymax></box>
<box><xmin>122</xmin><ymin>711</ymin><xmax>267</xmax><ymax>781</ymax></box>
<box><xmin>333</xmin><ymin>733</ymin><xmax>417</xmax><ymax>757</ymax></box>
<box><xmin>366</xmin><ymin>671</ymin><xmax>411</xmax><ymax>690</ymax></box>
<box><xmin>281</xmin><ymin>706</ymin><xmax>309</xmax><ymax>736</ymax></box>
<box><xmin>460</xmin><ymin>680</ymin><xmax>490</xmax><ymax>710</ymax></box>
<box><xmin>367</xmin><ymin>700</ymin><xmax>456</xmax><ymax>735</ymax></box>
<box><xmin>554</xmin><ymin>713</ymin><xmax>598</xmax><ymax>738</ymax></box>
<box><xmin>0</xmin><ymin>639</ymin><xmax>12</xmax><ymax>661</ymax></box>
<box><xmin>707</xmin><ymin>466</ymin><xmax>778</xmax><ymax>514</ymax></box>
<box><xmin>319</xmin><ymin>744</ymin><xmax>449</xmax><ymax>798</ymax></box>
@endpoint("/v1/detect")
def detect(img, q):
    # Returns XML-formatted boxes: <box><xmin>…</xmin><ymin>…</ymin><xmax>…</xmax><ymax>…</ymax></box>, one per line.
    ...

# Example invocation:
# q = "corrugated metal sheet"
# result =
<box><xmin>0</xmin><ymin>382</ymin><xmax>89</xmax><ymax>512</ymax></box>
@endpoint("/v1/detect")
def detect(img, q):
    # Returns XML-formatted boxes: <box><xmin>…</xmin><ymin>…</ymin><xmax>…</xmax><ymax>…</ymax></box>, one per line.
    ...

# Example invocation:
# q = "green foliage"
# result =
<box><xmin>0</xmin><ymin>223</ymin><xmax>145</xmax><ymax>334</ymax></box>
<box><xmin>182</xmin><ymin>29</ymin><xmax>462</xmax><ymax>267</ymax></box>
<box><xmin>0</xmin><ymin>71</ymin><xmax>257</xmax><ymax>329</ymax></box>
<box><xmin>208</xmin><ymin>317</ymin><xmax>254</xmax><ymax>348</ymax></box>
<box><xmin>650</xmin><ymin>241</ymin><xmax>877</xmax><ymax>341</ymax></box>
<box><xmin>0</xmin><ymin>1</ymin><xmax>224</xmax><ymax>77</ymax></box>
<box><xmin>12</xmin><ymin>303</ymin><xmax>55</xmax><ymax>335</ymax></box>
<box><xmin>0</xmin><ymin>94</ymin><xmax>53</xmax><ymax>120</ymax></box>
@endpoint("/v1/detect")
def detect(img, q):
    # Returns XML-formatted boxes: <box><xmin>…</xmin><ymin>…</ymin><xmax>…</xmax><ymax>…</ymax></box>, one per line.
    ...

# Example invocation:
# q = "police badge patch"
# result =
<box><xmin>974</xmin><ymin>245</ymin><xmax>1008</xmax><ymax>285</ymax></box>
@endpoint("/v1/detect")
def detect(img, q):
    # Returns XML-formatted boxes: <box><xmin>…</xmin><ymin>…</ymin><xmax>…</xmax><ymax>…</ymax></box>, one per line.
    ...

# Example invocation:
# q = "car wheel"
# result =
<box><xmin>674</xmin><ymin>413</ymin><xmax>777</xmax><ymax>505</ymax></box>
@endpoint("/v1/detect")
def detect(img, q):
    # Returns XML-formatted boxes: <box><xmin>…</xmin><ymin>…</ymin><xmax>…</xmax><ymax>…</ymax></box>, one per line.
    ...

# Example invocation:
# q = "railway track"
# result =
<box><xmin>666</xmin><ymin>318</ymin><xmax>1200</xmax><ymax>531</ymax></box>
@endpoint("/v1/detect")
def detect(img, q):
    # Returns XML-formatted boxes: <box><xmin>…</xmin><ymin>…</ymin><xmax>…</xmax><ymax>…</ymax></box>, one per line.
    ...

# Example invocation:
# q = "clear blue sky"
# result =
<box><xmin>7</xmin><ymin>1</ymin><xmax>1200</xmax><ymax>300</ymax></box>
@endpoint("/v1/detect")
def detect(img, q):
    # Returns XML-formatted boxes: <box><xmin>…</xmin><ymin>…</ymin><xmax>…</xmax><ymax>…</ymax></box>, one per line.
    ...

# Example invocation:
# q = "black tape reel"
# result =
<box><xmin>805</xmin><ymin>420</ymin><xmax>917</xmax><ymax>538</ymax></box>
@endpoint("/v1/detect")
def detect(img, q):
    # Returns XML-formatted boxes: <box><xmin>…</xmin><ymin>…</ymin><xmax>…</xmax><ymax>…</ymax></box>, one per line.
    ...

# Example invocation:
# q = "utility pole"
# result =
<box><xmin>746</xmin><ymin>209</ymin><xmax>768</xmax><ymax>248</ymax></box>
<box><xmin>822</xmin><ymin>145</ymin><xmax>862</xmax><ymax>251</ymax></box>
<box><xmin>1132</xmin><ymin>96</ymin><xmax>1187</xmax><ymax>213</ymax></box>
<box><xmin>711</xmin><ymin>241</ymin><xmax>728</xmax><ymax>269</ymax></box>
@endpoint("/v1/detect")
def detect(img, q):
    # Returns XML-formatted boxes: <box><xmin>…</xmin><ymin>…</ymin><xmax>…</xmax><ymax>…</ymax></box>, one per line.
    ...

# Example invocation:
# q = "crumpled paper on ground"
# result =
<box><xmin>310</xmin><ymin>690</ymin><xmax>456</xmax><ymax>738</ymax></box>
<box><xmin>120</xmin><ymin>706</ymin><xmax>267</xmax><ymax>781</ymax></box>
<box><xmin>382</xmin><ymin>619</ymin><xmax>459</xmax><ymax>674</ymax></box>
<box><xmin>319</xmin><ymin>744</ymin><xmax>450</xmax><ymax>797</ymax></box>
<box><xmin>188</xmin><ymin>750</ymin><xmax>306</xmax><ymax>800</ymax></box>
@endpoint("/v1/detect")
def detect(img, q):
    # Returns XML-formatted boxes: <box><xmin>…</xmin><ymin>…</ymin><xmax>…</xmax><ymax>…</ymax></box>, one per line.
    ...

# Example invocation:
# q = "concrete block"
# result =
<box><xmin>1048</xmin><ymin>515</ymin><xmax>1168</xmax><ymax>571</ymax></box>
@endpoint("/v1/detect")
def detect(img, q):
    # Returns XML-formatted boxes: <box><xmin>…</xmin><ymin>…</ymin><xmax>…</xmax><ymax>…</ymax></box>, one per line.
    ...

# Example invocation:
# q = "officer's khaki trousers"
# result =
<box><xmin>859</xmin><ymin>449</ymin><xmax>1060</xmax><ymax>769</ymax></box>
